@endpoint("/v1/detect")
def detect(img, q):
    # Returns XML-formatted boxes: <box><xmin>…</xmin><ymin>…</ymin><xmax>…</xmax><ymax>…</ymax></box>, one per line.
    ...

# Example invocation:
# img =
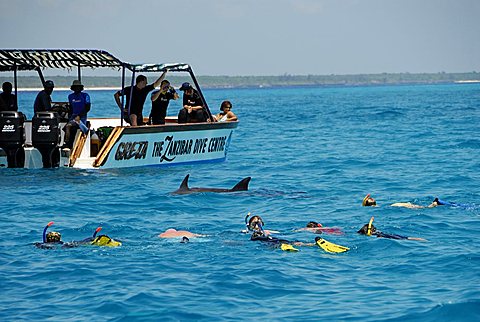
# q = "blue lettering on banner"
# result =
<box><xmin>151</xmin><ymin>135</ymin><xmax>228</xmax><ymax>163</ymax></box>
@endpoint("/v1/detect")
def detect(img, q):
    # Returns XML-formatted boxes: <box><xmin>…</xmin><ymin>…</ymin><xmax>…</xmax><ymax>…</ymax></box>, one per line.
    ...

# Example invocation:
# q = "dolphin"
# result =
<box><xmin>173</xmin><ymin>174</ymin><xmax>251</xmax><ymax>194</ymax></box>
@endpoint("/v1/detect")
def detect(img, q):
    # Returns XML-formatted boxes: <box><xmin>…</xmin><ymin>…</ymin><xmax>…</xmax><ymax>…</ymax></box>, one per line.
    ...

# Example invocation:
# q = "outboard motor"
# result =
<box><xmin>32</xmin><ymin>112</ymin><xmax>61</xmax><ymax>168</ymax></box>
<box><xmin>0</xmin><ymin>111</ymin><xmax>26</xmax><ymax>168</ymax></box>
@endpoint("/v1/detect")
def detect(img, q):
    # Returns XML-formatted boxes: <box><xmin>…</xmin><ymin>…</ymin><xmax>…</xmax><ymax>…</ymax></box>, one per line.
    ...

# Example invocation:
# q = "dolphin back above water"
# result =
<box><xmin>174</xmin><ymin>174</ymin><xmax>251</xmax><ymax>194</ymax></box>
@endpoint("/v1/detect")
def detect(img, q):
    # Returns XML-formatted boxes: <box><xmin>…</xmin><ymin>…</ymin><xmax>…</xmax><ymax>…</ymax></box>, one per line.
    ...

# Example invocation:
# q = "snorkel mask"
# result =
<box><xmin>42</xmin><ymin>221</ymin><xmax>56</xmax><ymax>242</ymax></box>
<box><xmin>306</xmin><ymin>221</ymin><xmax>323</xmax><ymax>228</ymax></box>
<box><xmin>46</xmin><ymin>231</ymin><xmax>61</xmax><ymax>243</ymax></box>
<box><xmin>245</xmin><ymin>213</ymin><xmax>264</xmax><ymax>231</ymax></box>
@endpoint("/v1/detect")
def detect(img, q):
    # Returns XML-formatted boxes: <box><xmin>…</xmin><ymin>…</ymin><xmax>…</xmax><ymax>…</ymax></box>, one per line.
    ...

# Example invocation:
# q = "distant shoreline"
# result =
<box><xmin>12</xmin><ymin>80</ymin><xmax>480</xmax><ymax>92</ymax></box>
<box><xmin>2</xmin><ymin>72</ymin><xmax>479</xmax><ymax>90</ymax></box>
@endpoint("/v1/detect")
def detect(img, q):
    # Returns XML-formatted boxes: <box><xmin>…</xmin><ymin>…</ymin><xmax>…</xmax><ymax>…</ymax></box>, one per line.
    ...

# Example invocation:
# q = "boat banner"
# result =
<box><xmin>100</xmin><ymin>128</ymin><xmax>234</xmax><ymax>168</ymax></box>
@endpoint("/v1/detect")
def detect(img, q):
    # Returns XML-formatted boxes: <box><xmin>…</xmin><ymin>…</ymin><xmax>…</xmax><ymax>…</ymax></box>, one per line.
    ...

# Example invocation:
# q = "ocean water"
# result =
<box><xmin>1</xmin><ymin>84</ymin><xmax>479</xmax><ymax>321</ymax></box>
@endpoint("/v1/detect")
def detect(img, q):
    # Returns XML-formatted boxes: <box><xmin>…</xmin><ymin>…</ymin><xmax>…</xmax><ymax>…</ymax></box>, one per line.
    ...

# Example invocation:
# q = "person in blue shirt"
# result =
<box><xmin>63</xmin><ymin>80</ymin><xmax>90</xmax><ymax>148</ymax></box>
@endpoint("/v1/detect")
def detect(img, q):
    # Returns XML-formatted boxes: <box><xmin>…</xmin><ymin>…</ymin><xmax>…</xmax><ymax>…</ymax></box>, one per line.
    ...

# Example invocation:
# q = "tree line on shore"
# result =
<box><xmin>0</xmin><ymin>72</ymin><xmax>478</xmax><ymax>89</ymax></box>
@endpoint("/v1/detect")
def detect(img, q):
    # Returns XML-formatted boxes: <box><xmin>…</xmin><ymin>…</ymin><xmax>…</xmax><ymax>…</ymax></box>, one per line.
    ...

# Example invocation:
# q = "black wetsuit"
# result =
<box><xmin>374</xmin><ymin>232</ymin><xmax>408</xmax><ymax>240</ymax></box>
<box><xmin>250</xmin><ymin>234</ymin><xmax>294</xmax><ymax>247</ymax></box>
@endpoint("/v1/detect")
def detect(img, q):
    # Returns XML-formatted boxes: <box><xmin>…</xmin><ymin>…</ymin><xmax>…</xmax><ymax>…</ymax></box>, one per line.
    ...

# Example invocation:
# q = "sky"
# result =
<box><xmin>0</xmin><ymin>0</ymin><xmax>479</xmax><ymax>76</ymax></box>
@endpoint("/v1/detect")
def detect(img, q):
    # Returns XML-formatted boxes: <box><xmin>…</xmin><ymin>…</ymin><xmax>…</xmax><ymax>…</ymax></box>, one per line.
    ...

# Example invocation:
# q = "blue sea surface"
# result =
<box><xmin>1</xmin><ymin>84</ymin><xmax>479</xmax><ymax>321</ymax></box>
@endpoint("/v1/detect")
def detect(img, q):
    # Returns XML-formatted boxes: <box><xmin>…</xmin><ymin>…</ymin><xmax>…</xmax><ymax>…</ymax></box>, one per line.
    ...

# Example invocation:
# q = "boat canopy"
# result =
<box><xmin>0</xmin><ymin>49</ymin><xmax>190</xmax><ymax>73</ymax></box>
<box><xmin>0</xmin><ymin>49</ymin><xmax>213</xmax><ymax>122</ymax></box>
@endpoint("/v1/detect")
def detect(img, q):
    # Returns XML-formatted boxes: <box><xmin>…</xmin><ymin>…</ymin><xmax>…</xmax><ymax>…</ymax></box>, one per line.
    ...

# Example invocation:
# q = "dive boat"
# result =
<box><xmin>0</xmin><ymin>49</ymin><xmax>238</xmax><ymax>169</ymax></box>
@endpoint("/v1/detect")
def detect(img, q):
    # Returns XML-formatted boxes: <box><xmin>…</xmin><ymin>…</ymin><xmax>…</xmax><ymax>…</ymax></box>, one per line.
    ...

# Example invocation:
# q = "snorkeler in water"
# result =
<box><xmin>362</xmin><ymin>194</ymin><xmax>377</xmax><ymax>207</ymax></box>
<box><xmin>357</xmin><ymin>217</ymin><xmax>426</xmax><ymax>241</ymax></box>
<box><xmin>35</xmin><ymin>222</ymin><xmax>65</xmax><ymax>249</ymax></box>
<box><xmin>294</xmin><ymin>221</ymin><xmax>344</xmax><ymax>235</ymax></box>
<box><xmin>242</xmin><ymin>213</ymin><xmax>280</xmax><ymax>235</ymax></box>
<box><xmin>35</xmin><ymin>222</ymin><xmax>121</xmax><ymax>249</ymax></box>
<box><xmin>250</xmin><ymin>227</ymin><xmax>315</xmax><ymax>249</ymax></box>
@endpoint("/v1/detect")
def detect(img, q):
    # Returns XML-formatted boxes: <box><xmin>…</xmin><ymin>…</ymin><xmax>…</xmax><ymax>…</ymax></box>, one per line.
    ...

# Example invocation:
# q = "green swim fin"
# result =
<box><xmin>315</xmin><ymin>237</ymin><xmax>349</xmax><ymax>253</ymax></box>
<box><xmin>281</xmin><ymin>243</ymin><xmax>299</xmax><ymax>252</ymax></box>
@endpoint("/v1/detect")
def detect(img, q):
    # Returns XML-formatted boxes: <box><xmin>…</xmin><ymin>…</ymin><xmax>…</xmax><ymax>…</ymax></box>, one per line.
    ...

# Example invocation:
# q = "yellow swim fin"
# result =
<box><xmin>280</xmin><ymin>243</ymin><xmax>299</xmax><ymax>252</ymax></box>
<box><xmin>315</xmin><ymin>237</ymin><xmax>349</xmax><ymax>253</ymax></box>
<box><xmin>91</xmin><ymin>235</ymin><xmax>122</xmax><ymax>247</ymax></box>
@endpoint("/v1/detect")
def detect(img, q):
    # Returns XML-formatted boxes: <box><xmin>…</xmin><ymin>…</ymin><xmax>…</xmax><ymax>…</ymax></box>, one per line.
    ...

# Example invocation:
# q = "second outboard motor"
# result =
<box><xmin>32</xmin><ymin>112</ymin><xmax>61</xmax><ymax>168</ymax></box>
<box><xmin>0</xmin><ymin>111</ymin><xmax>26</xmax><ymax>168</ymax></box>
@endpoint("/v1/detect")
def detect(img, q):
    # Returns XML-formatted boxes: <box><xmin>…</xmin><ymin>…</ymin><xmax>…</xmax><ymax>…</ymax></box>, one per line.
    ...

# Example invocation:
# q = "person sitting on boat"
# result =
<box><xmin>177</xmin><ymin>82</ymin><xmax>207</xmax><ymax>123</ymax></box>
<box><xmin>362</xmin><ymin>193</ymin><xmax>377</xmax><ymax>207</ymax></box>
<box><xmin>63</xmin><ymin>80</ymin><xmax>90</xmax><ymax>148</ymax></box>
<box><xmin>114</xmin><ymin>71</ymin><xmax>166</xmax><ymax>126</ymax></box>
<box><xmin>149</xmin><ymin>79</ymin><xmax>179</xmax><ymax>125</ymax></box>
<box><xmin>33</xmin><ymin>80</ymin><xmax>55</xmax><ymax>113</ymax></box>
<box><xmin>357</xmin><ymin>217</ymin><xmax>426</xmax><ymax>241</ymax></box>
<box><xmin>214</xmin><ymin>100</ymin><xmax>237</xmax><ymax>122</ymax></box>
<box><xmin>0</xmin><ymin>82</ymin><xmax>17</xmax><ymax>112</ymax></box>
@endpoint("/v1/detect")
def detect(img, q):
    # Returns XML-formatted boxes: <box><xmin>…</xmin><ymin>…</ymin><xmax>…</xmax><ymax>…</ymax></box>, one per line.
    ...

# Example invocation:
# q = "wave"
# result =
<box><xmin>383</xmin><ymin>300</ymin><xmax>480</xmax><ymax>322</ymax></box>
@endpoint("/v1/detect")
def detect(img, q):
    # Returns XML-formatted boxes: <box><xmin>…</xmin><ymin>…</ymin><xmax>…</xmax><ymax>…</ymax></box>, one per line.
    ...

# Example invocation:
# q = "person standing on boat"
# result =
<box><xmin>33</xmin><ymin>80</ymin><xmax>55</xmax><ymax>113</ymax></box>
<box><xmin>63</xmin><ymin>80</ymin><xmax>90</xmax><ymax>147</ymax></box>
<box><xmin>149</xmin><ymin>79</ymin><xmax>179</xmax><ymax>125</ymax></box>
<box><xmin>0</xmin><ymin>82</ymin><xmax>17</xmax><ymax>111</ymax></box>
<box><xmin>114</xmin><ymin>72</ymin><xmax>166</xmax><ymax>126</ymax></box>
<box><xmin>177</xmin><ymin>82</ymin><xmax>207</xmax><ymax>123</ymax></box>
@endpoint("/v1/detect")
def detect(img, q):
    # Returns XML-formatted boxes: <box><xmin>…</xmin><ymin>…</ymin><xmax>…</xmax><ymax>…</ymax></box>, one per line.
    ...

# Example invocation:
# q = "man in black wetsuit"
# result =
<box><xmin>33</xmin><ymin>80</ymin><xmax>55</xmax><ymax>113</ymax></box>
<box><xmin>114</xmin><ymin>71</ymin><xmax>166</xmax><ymax>126</ymax></box>
<box><xmin>149</xmin><ymin>79</ymin><xmax>179</xmax><ymax>125</ymax></box>
<box><xmin>0</xmin><ymin>82</ymin><xmax>17</xmax><ymax>111</ymax></box>
<box><xmin>177</xmin><ymin>82</ymin><xmax>207</xmax><ymax>123</ymax></box>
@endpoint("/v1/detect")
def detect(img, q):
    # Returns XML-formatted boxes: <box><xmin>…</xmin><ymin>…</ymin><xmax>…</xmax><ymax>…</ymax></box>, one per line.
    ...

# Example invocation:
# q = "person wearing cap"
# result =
<box><xmin>149</xmin><ymin>79</ymin><xmax>179</xmax><ymax>125</ymax></box>
<box><xmin>114</xmin><ymin>71</ymin><xmax>166</xmax><ymax>126</ymax></box>
<box><xmin>214</xmin><ymin>100</ymin><xmax>237</xmax><ymax>122</ymax></box>
<box><xmin>33</xmin><ymin>80</ymin><xmax>55</xmax><ymax>113</ymax></box>
<box><xmin>177</xmin><ymin>82</ymin><xmax>207</xmax><ymax>123</ymax></box>
<box><xmin>63</xmin><ymin>80</ymin><xmax>90</xmax><ymax>147</ymax></box>
<box><xmin>0</xmin><ymin>82</ymin><xmax>17</xmax><ymax>112</ymax></box>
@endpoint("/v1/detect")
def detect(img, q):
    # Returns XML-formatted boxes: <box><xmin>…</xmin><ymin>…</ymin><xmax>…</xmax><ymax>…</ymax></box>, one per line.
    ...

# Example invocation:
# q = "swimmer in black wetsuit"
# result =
<box><xmin>35</xmin><ymin>223</ymin><xmax>121</xmax><ymax>249</ymax></box>
<box><xmin>357</xmin><ymin>217</ymin><xmax>426</xmax><ymax>241</ymax></box>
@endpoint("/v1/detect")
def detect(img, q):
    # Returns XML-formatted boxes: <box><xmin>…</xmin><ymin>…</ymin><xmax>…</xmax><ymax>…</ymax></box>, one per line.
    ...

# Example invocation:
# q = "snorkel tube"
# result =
<box><xmin>362</xmin><ymin>194</ymin><xmax>371</xmax><ymax>207</ymax></box>
<box><xmin>93</xmin><ymin>227</ymin><xmax>102</xmax><ymax>239</ymax></box>
<box><xmin>245</xmin><ymin>212</ymin><xmax>251</xmax><ymax>231</ymax></box>
<box><xmin>367</xmin><ymin>216</ymin><xmax>374</xmax><ymax>236</ymax></box>
<box><xmin>42</xmin><ymin>221</ymin><xmax>55</xmax><ymax>243</ymax></box>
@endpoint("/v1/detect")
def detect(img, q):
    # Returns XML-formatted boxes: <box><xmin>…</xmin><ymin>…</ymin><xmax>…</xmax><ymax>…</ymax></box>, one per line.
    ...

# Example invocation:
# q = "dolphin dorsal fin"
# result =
<box><xmin>179</xmin><ymin>174</ymin><xmax>190</xmax><ymax>191</ymax></box>
<box><xmin>232</xmin><ymin>177</ymin><xmax>251</xmax><ymax>191</ymax></box>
